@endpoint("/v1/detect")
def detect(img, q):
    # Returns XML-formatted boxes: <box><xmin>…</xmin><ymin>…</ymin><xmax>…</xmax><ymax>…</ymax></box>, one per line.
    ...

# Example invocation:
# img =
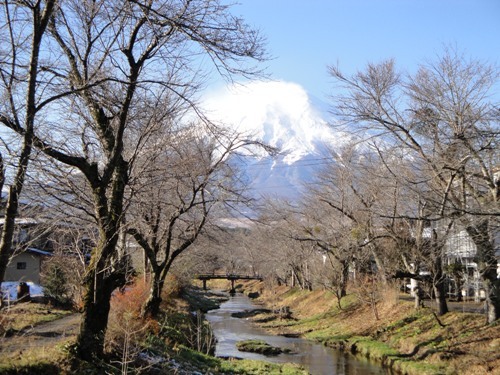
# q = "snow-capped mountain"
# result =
<box><xmin>203</xmin><ymin>81</ymin><xmax>348</xmax><ymax>199</ymax></box>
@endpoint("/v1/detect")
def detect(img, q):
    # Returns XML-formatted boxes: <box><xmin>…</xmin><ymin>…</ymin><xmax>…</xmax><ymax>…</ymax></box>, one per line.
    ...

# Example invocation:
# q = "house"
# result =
<box><xmin>0</xmin><ymin>217</ymin><xmax>53</xmax><ymax>285</ymax></box>
<box><xmin>444</xmin><ymin>226</ymin><xmax>500</xmax><ymax>301</ymax></box>
<box><xmin>4</xmin><ymin>247</ymin><xmax>52</xmax><ymax>284</ymax></box>
<box><xmin>1</xmin><ymin>187</ymin><xmax>98</xmax><ymax>299</ymax></box>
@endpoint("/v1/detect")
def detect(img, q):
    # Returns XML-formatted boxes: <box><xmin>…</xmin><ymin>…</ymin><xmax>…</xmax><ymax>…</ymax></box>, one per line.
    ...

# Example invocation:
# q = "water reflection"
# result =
<box><xmin>205</xmin><ymin>293</ymin><xmax>388</xmax><ymax>375</ymax></box>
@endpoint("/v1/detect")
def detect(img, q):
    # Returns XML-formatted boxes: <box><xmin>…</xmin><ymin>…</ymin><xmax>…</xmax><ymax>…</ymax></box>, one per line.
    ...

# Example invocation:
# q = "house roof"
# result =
<box><xmin>0</xmin><ymin>218</ymin><xmax>39</xmax><ymax>226</ymax></box>
<box><xmin>26</xmin><ymin>247</ymin><xmax>52</xmax><ymax>256</ymax></box>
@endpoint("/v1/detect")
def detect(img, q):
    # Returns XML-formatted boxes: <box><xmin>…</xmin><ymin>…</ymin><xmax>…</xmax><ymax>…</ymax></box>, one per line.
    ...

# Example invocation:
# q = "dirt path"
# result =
<box><xmin>399</xmin><ymin>295</ymin><xmax>486</xmax><ymax>314</ymax></box>
<box><xmin>0</xmin><ymin>313</ymin><xmax>81</xmax><ymax>357</ymax></box>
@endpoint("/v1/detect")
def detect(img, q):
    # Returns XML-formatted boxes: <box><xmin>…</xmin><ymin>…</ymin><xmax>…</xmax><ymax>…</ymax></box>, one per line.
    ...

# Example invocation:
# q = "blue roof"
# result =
<box><xmin>26</xmin><ymin>247</ymin><xmax>52</xmax><ymax>256</ymax></box>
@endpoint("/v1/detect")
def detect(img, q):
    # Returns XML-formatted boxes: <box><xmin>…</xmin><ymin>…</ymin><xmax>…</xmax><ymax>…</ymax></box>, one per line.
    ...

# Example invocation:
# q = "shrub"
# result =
<box><xmin>158</xmin><ymin>309</ymin><xmax>216</xmax><ymax>355</ymax></box>
<box><xmin>106</xmin><ymin>279</ymin><xmax>154</xmax><ymax>361</ymax></box>
<box><xmin>43</xmin><ymin>263</ymin><xmax>70</xmax><ymax>306</ymax></box>
<box><xmin>41</xmin><ymin>253</ymin><xmax>85</xmax><ymax>309</ymax></box>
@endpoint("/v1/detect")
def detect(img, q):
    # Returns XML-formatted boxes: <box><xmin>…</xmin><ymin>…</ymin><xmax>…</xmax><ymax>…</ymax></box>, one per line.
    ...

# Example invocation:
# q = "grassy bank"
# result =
<box><xmin>0</xmin><ymin>302</ymin><xmax>73</xmax><ymax>335</ymax></box>
<box><xmin>176</xmin><ymin>346</ymin><xmax>307</xmax><ymax>375</ymax></box>
<box><xmin>0</xmin><ymin>284</ymin><xmax>308</xmax><ymax>374</ymax></box>
<box><xmin>2</xmin><ymin>280</ymin><xmax>499</xmax><ymax>374</ymax></box>
<box><xmin>238</xmin><ymin>281</ymin><xmax>500</xmax><ymax>375</ymax></box>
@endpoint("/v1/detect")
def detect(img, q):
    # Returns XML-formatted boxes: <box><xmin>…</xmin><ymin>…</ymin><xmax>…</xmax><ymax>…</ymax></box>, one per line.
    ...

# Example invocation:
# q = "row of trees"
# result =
<box><xmin>324</xmin><ymin>50</ymin><xmax>498</xmax><ymax>322</ymax></box>
<box><xmin>0</xmin><ymin>0</ymin><xmax>268</xmax><ymax>361</ymax></box>
<box><xmin>0</xmin><ymin>1</ymin><xmax>497</xmax><ymax>363</ymax></box>
<box><xmin>194</xmin><ymin>50</ymin><xmax>498</xmax><ymax>324</ymax></box>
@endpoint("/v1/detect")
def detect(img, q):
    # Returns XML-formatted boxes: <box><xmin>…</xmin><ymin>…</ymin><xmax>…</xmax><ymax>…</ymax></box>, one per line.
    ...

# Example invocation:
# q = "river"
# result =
<box><xmin>205</xmin><ymin>293</ymin><xmax>389</xmax><ymax>375</ymax></box>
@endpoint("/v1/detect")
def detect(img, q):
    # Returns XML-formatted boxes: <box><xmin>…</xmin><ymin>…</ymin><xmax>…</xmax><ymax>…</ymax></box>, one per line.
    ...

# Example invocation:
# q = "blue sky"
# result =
<box><xmin>227</xmin><ymin>0</ymin><xmax>500</xmax><ymax>100</ymax></box>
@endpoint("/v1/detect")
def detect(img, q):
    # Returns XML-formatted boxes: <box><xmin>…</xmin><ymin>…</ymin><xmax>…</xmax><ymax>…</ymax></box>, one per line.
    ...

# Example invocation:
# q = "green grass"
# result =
<box><xmin>254</xmin><ymin>288</ymin><xmax>483</xmax><ymax>375</ymax></box>
<box><xmin>282</xmin><ymin>287</ymin><xmax>302</xmax><ymax>298</ymax></box>
<box><xmin>177</xmin><ymin>345</ymin><xmax>221</xmax><ymax>369</ymax></box>
<box><xmin>262</xmin><ymin>298</ymin><xmax>358</xmax><ymax>334</ymax></box>
<box><xmin>177</xmin><ymin>345</ymin><xmax>308</xmax><ymax>374</ymax></box>
<box><xmin>181</xmin><ymin>288</ymin><xmax>228</xmax><ymax>312</ymax></box>
<box><xmin>220</xmin><ymin>358</ymin><xmax>308</xmax><ymax>375</ymax></box>
<box><xmin>392</xmin><ymin>359</ymin><xmax>446</xmax><ymax>375</ymax></box>
<box><xmin>236</xmin><ymin>339</ymin><xmax>289</xmax><ymax>355</ymax></box>
<box><xmin>349</xmin><ymin>336</ymin><xmax>400</xmax><ymax>358</ymax></box>
<box><xmin>338</xmin><ymin>336</ymin><xmax>446</xmax><ymax>375</ymax></box>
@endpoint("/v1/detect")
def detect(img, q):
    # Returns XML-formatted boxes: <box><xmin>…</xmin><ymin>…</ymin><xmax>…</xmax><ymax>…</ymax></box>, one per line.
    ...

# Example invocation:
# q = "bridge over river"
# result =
<box><xmin>195</xmin><ymin>273</ymin><xmax>263</xmax><ymax>292</ymax></box>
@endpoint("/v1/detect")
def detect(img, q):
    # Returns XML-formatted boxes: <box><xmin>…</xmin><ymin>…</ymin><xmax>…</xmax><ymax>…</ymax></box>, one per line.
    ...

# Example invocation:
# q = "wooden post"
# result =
<box><xmin>202</xmin><ymin>279</ymin><xmax>207</xmax><ymax>290</ymax></box>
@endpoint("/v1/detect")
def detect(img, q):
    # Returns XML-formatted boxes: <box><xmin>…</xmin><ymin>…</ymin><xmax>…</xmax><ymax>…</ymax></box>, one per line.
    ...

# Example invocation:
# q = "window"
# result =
<box><xmin>18</xmin><ymin>229</ymin><xmax>29</xmax><ymax>243</ymax></box>
<box><xmin>16</xmin><ymin>262</ymin><xmax>27</xmax><ymax>270</ymax></box>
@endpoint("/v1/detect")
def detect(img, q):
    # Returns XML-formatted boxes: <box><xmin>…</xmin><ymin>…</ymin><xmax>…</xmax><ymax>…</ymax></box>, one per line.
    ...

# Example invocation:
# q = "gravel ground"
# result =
<box><xmin>0</xmin><ymin>313</ymin><xmax>80</xmax><ymax>356</ymax></box>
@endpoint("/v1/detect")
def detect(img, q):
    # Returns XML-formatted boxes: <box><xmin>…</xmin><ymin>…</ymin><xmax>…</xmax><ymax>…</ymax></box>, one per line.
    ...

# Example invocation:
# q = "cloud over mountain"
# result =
<box><xmin>203</xmin><ymin>80</ymin><xmax>347</xmax><ymax>199</ymax></box>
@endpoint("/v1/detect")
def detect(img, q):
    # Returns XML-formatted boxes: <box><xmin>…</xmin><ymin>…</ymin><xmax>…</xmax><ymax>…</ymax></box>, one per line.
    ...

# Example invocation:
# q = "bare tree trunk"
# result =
<box><xmin>485</xmin><ymin>281</ymin><xmax>500</xmax><ymax>324</ymax></box>
<box><xmin>0</xmin><ymin>103</ymin><xmax>32</xmax><ymax>302</ymax></box>
<box><xmin>371</xmin><ymin>293</ymin><xmax>379</xmax><ymax>320</ymax></box>
<box><xmin>78</xmin><ymin>266</ymin><xmax>127</xmax><ymax>360</ymax></box>
<box><xmin>0</xmin><ymin>188</ymin><xmax>22</xmax><ymax>303</ymax></box>
<box><xmin>371</xmin><ymin>247</ymin><xmax>388</xmax><ymax>285</ymax></box>
<box><xmin>143</xmin><ymin>251</ymin><xmax>150</xmax><ymax>283</ymax></box>
<box><xmin>414</xmin><ymin>284</ymin><xmax>422</xmax><ymax>310</ymax></box>
<box><xmin>0</xmin><ymin>1</ymin><xmax>56</xmax><ymax>303</ymax></box>
<box><xmin>0</xmin><ymin>154</ymin><xmax>3</xmax><ymax>195</ymax></box>
<box><xmin>77</xmin><ymin>277</ymin><xmax>112</xmax><ymax>360</ymax></box>
<box><xmin>74</xmin><ymin>158</ymin><xmax>129</xmax><ymax>358</ymax></box>
<box><xmin>142</xmin><ymin>272</ymin><xmax>165</xmax><ymax>319</ymax></box>
<box><xmin>433</xmin><ymin>254</ymin><xmax>449</xmax><ymax>316</ymax></box>
<box><xmin>76</xmin><ymin>225</ymin><xmax>128</xmax><ymax>358</ymax></box>
<box><xmin>467</xmin><ymin>222</ymin><xmax>500</xmax><ymax>323</ymax></box>
<box><xmin>434</xmin><ymin>287</ymin><xmax>448</xmax><ymax>316</ymax></box>
<box><xmin>339</xmin><ymin>259</ymin><xmax>349</xmax><ymax>298</ymax></box>
<box><xmin>433</xmin><ymin>272</ymin><xmax>449</xmax><ymax>316</ymax></box>
<box><xmin>433</xmin><ymin>282</ymin><xmax>449</xmax><ymax>316</ymax></box>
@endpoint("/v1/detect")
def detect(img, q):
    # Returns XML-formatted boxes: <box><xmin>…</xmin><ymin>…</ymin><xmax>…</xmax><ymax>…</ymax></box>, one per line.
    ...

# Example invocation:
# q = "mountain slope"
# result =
<box><xmin>204</xmin><ymin>81</ymin><xmax>347</xmax><ymax>199</ymax></box>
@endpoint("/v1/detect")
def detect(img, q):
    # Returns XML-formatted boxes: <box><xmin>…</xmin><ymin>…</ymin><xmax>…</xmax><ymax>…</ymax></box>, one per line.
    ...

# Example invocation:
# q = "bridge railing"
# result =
<box><xmin>194</xmin><ymin>273</ymin><xmax>263</xmax><ymax>280</ymax></box>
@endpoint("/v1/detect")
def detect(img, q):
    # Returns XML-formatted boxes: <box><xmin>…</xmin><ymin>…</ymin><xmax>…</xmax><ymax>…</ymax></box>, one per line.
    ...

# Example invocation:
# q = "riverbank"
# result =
<box><xmin>0</xmin><ymin>285</ymin><xmax>309</xmax><ymax>374</ymax></box>
<box><xmin>206</xmin><ymin>290</ymin><xmax>385</xmax><ymax>374</ymax></box>
<box><xmin>238</xmin><ymin>281</ymin><xmax>500</xmax><ymax>375</ymax></box>
<box><xmin>2</xmin><ymin>281</ymin><xmax>498</xmax><ymax>374</ymax></box>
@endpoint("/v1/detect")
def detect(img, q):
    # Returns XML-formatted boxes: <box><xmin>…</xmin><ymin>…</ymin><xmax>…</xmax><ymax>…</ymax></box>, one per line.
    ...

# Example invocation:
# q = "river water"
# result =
<box><xmin>205</xmin><ymin>293</ymin><xmax>389</xmax><ymax>375</ymax></box>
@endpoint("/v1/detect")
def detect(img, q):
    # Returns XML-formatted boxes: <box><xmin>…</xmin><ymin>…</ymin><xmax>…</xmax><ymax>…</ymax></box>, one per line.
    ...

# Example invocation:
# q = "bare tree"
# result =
<box><xmin>329</xmin><ymin>48</ymin><xmax>499</xmax><ymax>322</ymax></box>
<box><xmin>309</xmin><ymin>144</ymin><xmax>396</xmax><ymax>283</ymax></box>
<box><xmin>297</xmin><ymin>199</ymin><xmax>359</xmax><ymax>300</ymax></box>
<box><xmin>1</xmin><ymin>0</ymin><xmax>266</xmax><ymax>359</ymax></box>
<box><xmin>368</xmin><ymin>146</ymin><xmax>454</xmax><ymax>315</ymax></box>
<box><xmin>0</xmin><ymin>0</ymin><xmax>58</xmax><ymax>306</ymax></box>
<box><xmin>127</xmin><ymin>126</ymin><xmax>255</xmax><ymax>317</ymax></box>
<box><xmin>248</xmin><ymin>201</ymin><xmax>312</xmax><ymax>289</ymax></box>
<box><xmin>312</xmin><ymin>251</ymin><xmax>350</xmax><ymax>309</ymax></box>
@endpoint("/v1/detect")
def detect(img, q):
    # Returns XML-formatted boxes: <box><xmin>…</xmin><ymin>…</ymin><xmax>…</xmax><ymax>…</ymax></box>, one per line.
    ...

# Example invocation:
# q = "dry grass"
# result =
<box><xmin>0</xmin><ymin>302</ymin><xmax>78</xmax><ymax>374</ymax></box>
<box><xmin>246</xmin><ymin>281</ymin><xmax>500</xmax><ymax>375</ymax></box>
<box><xmin>0</xmin><ymin>343</ymin><xmax>70</xmax><ymax>374</ymax></box>
<box><xmin>0</xmin><ymin>302</ymin><xmax>73</xmax><ymax>335</ymax></box>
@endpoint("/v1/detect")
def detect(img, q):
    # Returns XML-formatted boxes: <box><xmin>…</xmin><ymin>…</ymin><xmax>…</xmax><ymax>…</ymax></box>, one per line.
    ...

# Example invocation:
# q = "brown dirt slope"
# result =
<box><xmin>240</xmin><ymin>281</ymin><xmax>500</xmax><ymax>375</ymax></box>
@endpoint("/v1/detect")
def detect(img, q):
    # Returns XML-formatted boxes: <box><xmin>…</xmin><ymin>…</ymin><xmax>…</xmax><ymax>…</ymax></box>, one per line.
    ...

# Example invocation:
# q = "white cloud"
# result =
<box><xmin>202</xmin><ymin>80</ymin><xmax>341</xmax><ymax>163</ymax></box>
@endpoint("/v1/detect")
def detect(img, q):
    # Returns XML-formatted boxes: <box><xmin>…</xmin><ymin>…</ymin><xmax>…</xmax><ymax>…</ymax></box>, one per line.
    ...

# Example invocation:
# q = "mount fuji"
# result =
<box><xmin>203</xmin><ymin>81</ymin><xmax>349</xmax><ymax>200</ymax></box>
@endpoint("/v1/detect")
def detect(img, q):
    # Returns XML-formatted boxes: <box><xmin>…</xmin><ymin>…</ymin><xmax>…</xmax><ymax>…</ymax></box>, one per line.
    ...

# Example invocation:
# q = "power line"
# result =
<box><xmin>238</xmin><ymin>156</ymin><xmax>337</xmax><ymax>170</ymax></box>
